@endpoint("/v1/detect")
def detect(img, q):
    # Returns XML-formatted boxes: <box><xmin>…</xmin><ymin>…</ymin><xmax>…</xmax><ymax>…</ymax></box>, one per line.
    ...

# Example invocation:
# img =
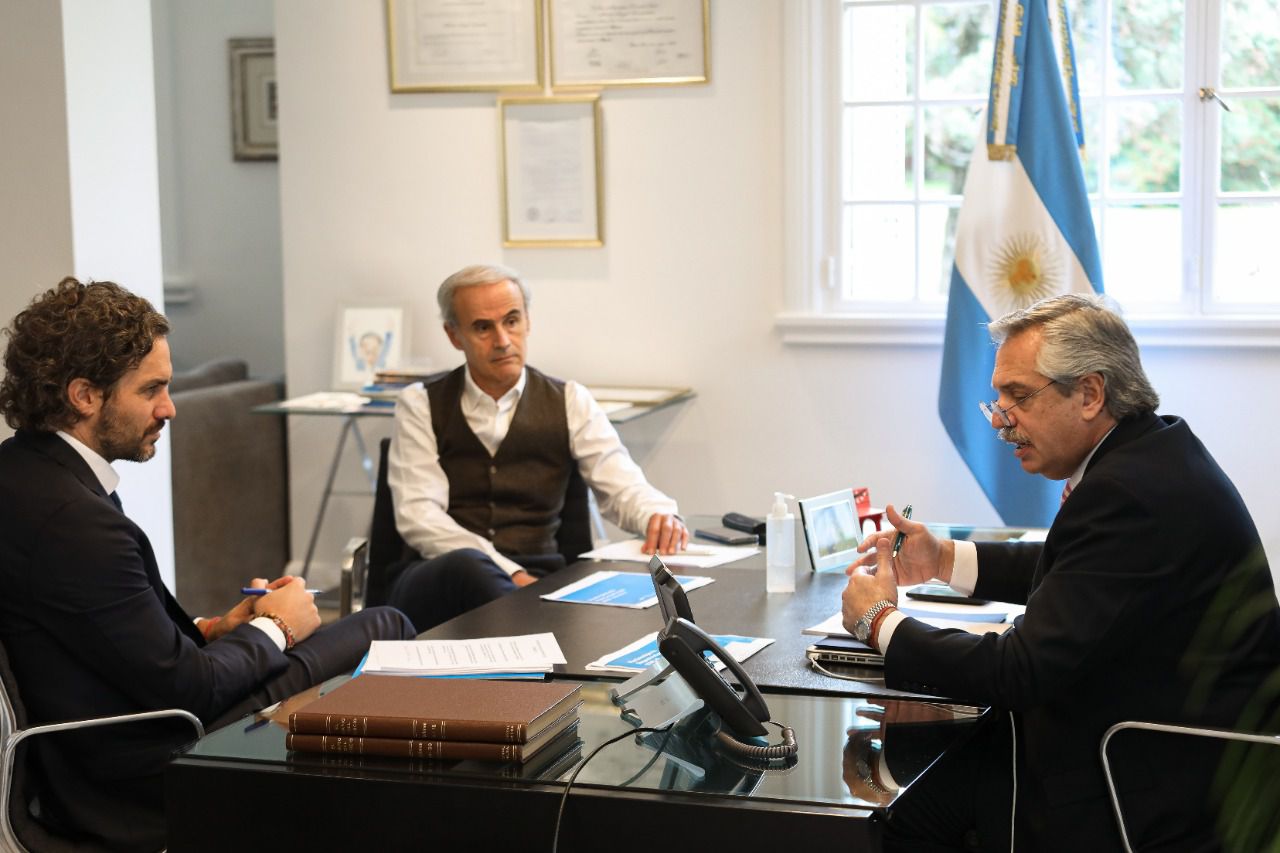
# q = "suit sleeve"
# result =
<box><xmin>28</xmin><ymin>495</ymin><xmax>290</xmax><ymax>723</ymax></box>
<box><xmin>885</xmin><ymin>473</ymin><xmax>1165</xmax><ymax>708</ymax></box>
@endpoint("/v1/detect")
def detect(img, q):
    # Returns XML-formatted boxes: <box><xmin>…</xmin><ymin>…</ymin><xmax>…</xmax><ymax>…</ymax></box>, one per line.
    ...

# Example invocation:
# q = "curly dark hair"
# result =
<box><xmin>0</xmin><ymin>277</ymin><xmax>170</xmax><ymax>432</ymax></box>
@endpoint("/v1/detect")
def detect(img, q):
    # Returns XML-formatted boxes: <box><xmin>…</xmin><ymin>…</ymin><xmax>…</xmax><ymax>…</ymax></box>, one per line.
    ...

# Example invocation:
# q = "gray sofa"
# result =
<box><xmin>169</xmin><ymin>358</ymin><xmax>289</xmax><ymax>616</ymax></box>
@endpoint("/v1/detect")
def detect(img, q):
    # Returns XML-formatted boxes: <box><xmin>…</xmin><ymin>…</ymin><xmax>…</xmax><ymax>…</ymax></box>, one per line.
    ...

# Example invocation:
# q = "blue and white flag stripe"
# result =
<box><xmin>939</xmin><ymin>0</ymin><xmax>1102</xmax><ymax>528</ymax></box>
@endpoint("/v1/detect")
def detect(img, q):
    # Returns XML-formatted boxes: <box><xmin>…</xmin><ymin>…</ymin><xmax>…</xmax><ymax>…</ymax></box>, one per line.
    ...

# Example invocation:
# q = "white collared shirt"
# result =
<box><xmin>389</xmin><ymin>366</ymin><xmax>679</xmax><ymax>577</ymax></box>
<box><xmin>57</xmin><ymin>430</ymin><xmax>286</xmax><ymax>650</ymax></box>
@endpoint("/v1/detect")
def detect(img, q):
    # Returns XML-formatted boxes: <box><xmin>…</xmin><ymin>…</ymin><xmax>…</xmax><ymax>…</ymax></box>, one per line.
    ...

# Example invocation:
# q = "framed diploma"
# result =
<box><xmin>386</xmin><ymin>0</ymin><xmax>544</xmax><ymax>93</ymax></box>
<box><xmin>499</xmin><ymin>95</ymin><xmax>603</xmax><ymax>248</ymax></box>
<box><xmin>548</xmin><ymin>0</ymin><xmax>709</xmax><ymax>89</ymax></box>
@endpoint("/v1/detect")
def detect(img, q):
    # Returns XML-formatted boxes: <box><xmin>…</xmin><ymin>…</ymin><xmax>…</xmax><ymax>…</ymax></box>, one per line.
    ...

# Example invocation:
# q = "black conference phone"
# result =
<box><xmin>647</xmin><ymin>556</ymin><xmax>796</xmax><ymax>759</ymax></box>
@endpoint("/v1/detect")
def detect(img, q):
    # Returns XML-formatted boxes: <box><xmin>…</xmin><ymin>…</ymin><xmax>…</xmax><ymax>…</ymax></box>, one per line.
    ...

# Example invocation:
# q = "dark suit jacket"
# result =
<box><xmin>885</xmin><ymin>414</ymin><xmax>1280</xmax><ymax>850</ymax></box>
<box><xmin>0</xmin><ymin>430</ymin><xmax>292</xmax><ymax>850</ymax></box>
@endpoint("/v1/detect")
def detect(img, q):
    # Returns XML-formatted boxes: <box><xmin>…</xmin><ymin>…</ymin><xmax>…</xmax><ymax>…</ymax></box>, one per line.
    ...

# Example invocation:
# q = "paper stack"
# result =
<box><xmin>360</xmin><ymin>633</ymin><xmax>567</xmax><ymax>678</ymax></box>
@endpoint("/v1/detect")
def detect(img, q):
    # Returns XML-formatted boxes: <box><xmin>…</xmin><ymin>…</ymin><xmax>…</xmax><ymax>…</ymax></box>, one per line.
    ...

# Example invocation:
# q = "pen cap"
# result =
<box><xmin>770</xmin><ymin>492</ymin><xmax>794</xmax><ymax>519</ymax></box>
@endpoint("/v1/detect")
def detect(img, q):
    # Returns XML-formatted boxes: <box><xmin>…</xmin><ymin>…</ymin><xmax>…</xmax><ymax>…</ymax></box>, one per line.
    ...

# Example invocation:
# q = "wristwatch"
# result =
<box><xmin>853</xmin><ymin>599</ymin><xmax>896</xmax><ymax>644</ymax></box>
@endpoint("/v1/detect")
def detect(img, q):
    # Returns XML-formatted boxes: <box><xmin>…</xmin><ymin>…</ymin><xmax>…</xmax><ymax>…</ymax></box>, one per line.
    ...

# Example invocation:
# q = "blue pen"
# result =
<box><xmin>240</xmin><ymin>587</ymin><xmax>323</xmax><ymax>596</ymax></box>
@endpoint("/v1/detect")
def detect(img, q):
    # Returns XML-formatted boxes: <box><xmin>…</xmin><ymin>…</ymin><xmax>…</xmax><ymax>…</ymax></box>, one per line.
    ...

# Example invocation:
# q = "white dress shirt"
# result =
<box><xmin>389</xmin><ymin>367</ymin><xmax>679</xmax><ymax>577</ymax></box>
<box><xmin>874</xmin><ymin>426</ymin><xmax>1117</xmax><ymax>653</ymax></box>
<box><xmin>56</xmin><ymin>431</ymin><xmax>286</xmax><ymax>650</ymax></box>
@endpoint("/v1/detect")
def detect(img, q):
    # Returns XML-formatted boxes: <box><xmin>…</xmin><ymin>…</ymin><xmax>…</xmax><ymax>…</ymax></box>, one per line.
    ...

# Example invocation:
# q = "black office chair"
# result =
<box><xmin>0</xmin><ymin>637</ymin><xmax>204</xmax><ymax>853</ymax></box>
<box><xmin>340</xmin><ymin>437</ymin><xmax>594</xmax><ymax>616</ymax></box>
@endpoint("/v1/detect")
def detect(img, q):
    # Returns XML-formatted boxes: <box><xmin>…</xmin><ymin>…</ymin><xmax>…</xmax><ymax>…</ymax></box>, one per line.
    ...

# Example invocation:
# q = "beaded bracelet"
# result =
<box><xmin>258</xmin><ymin>611</ymin><xmax>296</xmax><ymax>650</ymax></box>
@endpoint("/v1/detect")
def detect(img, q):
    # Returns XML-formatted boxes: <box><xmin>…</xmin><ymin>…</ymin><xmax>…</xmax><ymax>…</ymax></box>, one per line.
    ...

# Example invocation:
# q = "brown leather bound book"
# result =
<box><xmin>287</xmin><ymin>675</ymin><xmax>581</xmax><ymax>743</ymax></box>
<box><xmin>286</xmin><ymin>709</ymin><xmax>580</xmax><ymax>764</ymax></box>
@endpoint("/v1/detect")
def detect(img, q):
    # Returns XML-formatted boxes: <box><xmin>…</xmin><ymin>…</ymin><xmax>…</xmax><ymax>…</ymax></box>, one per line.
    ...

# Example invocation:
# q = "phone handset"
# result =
<box><xmin>657</xmin><ymin>617</ymin><xmax>771</xmax><ymax>738</ymax></box>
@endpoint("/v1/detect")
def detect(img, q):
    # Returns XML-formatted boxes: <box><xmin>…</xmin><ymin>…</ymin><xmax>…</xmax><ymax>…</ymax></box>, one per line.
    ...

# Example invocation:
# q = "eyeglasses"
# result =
<box><xmin>978</xmin><ymin>380</ymin><xmax>1056</xmax><ymax>428</ymax></box>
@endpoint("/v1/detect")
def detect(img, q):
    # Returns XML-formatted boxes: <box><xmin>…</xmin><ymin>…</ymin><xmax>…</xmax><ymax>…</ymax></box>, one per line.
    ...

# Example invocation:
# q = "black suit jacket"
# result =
<box><xmin>0</xmin><ymin>430</ymin><xmax>292</xmax><ymax>850</ymax></box>
<box><xmin>885</xmin><ymin>414</ymin><xmax>1280</xmax><ymax>849</ymax></box>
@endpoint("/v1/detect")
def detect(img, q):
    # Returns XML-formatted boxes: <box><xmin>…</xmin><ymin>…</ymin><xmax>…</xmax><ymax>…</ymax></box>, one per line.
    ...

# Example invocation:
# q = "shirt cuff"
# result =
<box><xmin>875</xmin><ymin>609</ymin><xmax>908</xmax><ymax>653</ymax></box>
<box><xmin>949</xmin><ymin>541</ymin><xmax>979</xmax><ymax>596</ymax></box>
<box><xmin>249</xmin><ymin>616</ymin><xmax>287</xmax><ymax>651</ymax></box>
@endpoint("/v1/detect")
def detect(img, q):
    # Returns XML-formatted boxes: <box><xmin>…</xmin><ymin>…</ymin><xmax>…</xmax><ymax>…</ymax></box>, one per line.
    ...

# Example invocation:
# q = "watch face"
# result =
<box><xmin>853</xmin><ymin>617</ymin><xmax>871</xmax><ymax>643</ymax></box>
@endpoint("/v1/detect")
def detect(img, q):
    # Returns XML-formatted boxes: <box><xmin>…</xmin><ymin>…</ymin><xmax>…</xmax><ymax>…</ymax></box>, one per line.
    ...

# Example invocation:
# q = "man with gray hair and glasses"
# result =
<box><xmin>380</xmin><ymin>263</ymin><xmax>687</xmax><ymax>632</ymax></box>
<box><xmin>842</xmin><ymin>293</ymin><xmax>1280</xmax><ymax>850</ymax></box>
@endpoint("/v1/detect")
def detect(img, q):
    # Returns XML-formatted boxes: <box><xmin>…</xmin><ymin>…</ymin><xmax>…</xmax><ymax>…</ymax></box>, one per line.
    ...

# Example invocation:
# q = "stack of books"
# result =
<box><xmin>359</xmin><ymin>368</ymin><xmax>440</xmax><ymax>407</ymax></box>
<box><xmin>285</xmin><ymin>676</ymin><xmax>582</xmax><ymax>763</ymax></box>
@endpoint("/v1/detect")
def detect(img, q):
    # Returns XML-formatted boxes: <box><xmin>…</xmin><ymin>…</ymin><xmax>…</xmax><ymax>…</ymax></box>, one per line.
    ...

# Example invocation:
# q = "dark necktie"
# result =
<box><xmin>109</xmin><ymin>491</ymin><xmax>123</xmax><ymax>511</ymax></box>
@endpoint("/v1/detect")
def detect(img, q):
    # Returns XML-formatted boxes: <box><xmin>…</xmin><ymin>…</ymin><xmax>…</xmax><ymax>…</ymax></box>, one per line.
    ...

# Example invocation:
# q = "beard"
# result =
<box><xmin>95</xmin><ymin>405</ymin><xmax>163</xmax><ymax>462</ymax></box>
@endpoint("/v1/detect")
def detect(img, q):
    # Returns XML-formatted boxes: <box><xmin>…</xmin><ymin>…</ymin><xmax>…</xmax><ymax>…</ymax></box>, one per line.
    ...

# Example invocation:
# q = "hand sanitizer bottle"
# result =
<box><xmin>766</xmin><ymin>492</ymin><xmax>796</xmax><ymax>593</ymax></box>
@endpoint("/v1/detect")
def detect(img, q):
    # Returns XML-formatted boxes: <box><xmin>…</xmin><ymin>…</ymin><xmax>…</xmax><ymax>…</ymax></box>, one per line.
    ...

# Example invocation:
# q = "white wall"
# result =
<box><xmin>61</xmin><ymin>0</ymin><xmax>175</xmax><ymax>586</ymax></box>
<box><xmin>152</xmin><ymin>0</ymin><xmax>283</xmax><ymax>376</ymax></box>
<box><xmin>275</xmin><ymin>1</ymin><xmax>1280</xmax><ymax>587</ymax></box>
<box><xmin>0</xmin><ymin>0</ymin><xmax>75</xmax><ymax>446</ymax></box>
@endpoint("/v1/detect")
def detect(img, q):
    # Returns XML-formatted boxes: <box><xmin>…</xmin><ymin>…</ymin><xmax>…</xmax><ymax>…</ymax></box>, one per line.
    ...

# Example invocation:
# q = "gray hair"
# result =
<box><xmin>988</xmin><ymin>293</ymin><xmax>1159</xmax><ymax>420</ymax></box>
<box><xmin>437</xmin><ymin>264</ymin><xmax>530</xmax><ymax>327</ymax></box>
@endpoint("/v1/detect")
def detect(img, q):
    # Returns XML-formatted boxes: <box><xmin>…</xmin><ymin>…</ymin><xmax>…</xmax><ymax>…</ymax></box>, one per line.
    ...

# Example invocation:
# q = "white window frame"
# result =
<box><xmin>777</xmin><ymin>0</ymin><xmax>1280</xmax><ymax>349</ymax></box>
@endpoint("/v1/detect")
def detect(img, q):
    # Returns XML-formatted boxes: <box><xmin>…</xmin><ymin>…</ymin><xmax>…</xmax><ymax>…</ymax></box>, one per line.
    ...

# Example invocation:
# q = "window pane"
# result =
<box><xmin>921</xmin><ymin>2</ymin><xmax>993</xmax><ymax>98</ymax></box>
<box><xmin>1067</xmin><ymin>0</ymin><xmax>1102</xmax><ymax>96</ymax></box>
<box><xmin>1108</xmin><ymin>101</ymin><xmax>1181</xmax><ymax>193</ymax></box>
<box><xmin>1109</xmin><ymin>1</ymin><xmax>1183</xmax><ymax>91</ymax></box>
<box><xmin>844</xmin><ymin>205</ymin><xmax>916</xmax><ymax>301</ymax></box>
<box><xmin>919</xmin><ymin>204</ymin><xmax>960</xmax><ymax>302</ymax></box>
<box><xmin>923</xmin><ymin>107</ymin><xmax>979</xmax><ymax>197</ymax></box>
<box><xmin>1081</xmin><ymin>99</ymin><xmax>1101</xmax><ymax>193</ymax></box>
<box><xmin>845</xmin><ymin>106</ymin><xmax>914</xmax><ymax>200</ymax></box>
<box><xmin>1102</xmin><ymin>205</ymin><xmax>1182</xmax><ymax>305</ymax></box>
<box><xmin>1221</xmin><ymin>0</ymin><xmax>1280</xmax><ymax>88</ymax></box>
<box><xmin>845</xmin><ymin>5</ymin><xmax>914</xmax><ymax>101</ymax></box>
<box><xmin>1214</xmin><ymin>203</ymin><xmax>1280</xmax><ymax>304</ymax></box>
<box><xmin>1220</xmin><ymin>97</ymin><xmax>1280</xmax><ymax>193</ymax></box>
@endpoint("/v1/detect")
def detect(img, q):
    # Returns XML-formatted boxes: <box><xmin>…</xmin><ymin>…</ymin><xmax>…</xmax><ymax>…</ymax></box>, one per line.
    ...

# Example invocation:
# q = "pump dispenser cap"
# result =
<box><xmin>770</xmin><ymin>492</ymin><xmax>794</xmax><ymax>518</ymax></box>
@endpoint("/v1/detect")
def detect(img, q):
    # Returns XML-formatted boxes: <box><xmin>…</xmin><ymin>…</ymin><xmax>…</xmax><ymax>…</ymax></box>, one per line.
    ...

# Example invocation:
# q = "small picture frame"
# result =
<box><xmin>334</xmin><ymin>307</ymin><xmax>407</xmax><ymax>389</ymax></box>
<box><xmin>798</xmin><ymin>489</ymin><xmax>864</xmax><ymax>573</ymax></box>
<box><xmin>499</xmin><ymin>94</ymin><xmax>603</xmax><ymax>247</ymax></box>
<box><xmin>228</xmin><ymin>38</ymin><xmax>278</xmax><ymax>161</ymax></box>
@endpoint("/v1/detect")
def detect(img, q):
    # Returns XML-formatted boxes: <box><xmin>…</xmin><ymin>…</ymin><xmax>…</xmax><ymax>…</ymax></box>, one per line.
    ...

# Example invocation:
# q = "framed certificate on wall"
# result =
<box><xmin>548</xmin><ymin>0</ymin><xmax>709</xmax><ymax>89</ymax></box>
<box><xmin>499</xmin><ymin>94</ymin><xmax>603</xmax><ymax>247</ymax></box>
<box><xmin>387</xmin><ymin>0</ymin><xmax>544</xmax><ymax>92</ymax></box>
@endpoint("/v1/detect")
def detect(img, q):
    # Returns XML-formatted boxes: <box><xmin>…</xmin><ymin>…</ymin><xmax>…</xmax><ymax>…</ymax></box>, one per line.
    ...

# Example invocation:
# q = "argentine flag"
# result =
<box><xmin>939</xmin><ymin>0</ymin><xmax>1103</xmax><ymax>527</ymax></box>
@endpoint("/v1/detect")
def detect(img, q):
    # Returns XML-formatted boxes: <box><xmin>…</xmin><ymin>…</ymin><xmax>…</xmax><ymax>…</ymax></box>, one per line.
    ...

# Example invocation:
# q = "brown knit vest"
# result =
<box><xmin>426</xmin><ymin>366</ymin><xmax>573</xmax><ymax>557</ymax></box>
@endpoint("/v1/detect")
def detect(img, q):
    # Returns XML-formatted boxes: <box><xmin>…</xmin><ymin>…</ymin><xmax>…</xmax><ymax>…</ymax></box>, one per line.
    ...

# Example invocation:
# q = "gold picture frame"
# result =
<box><xmin>386</xmin><ymin>0</ymin><xmax>544</xmax><ymax>93</ymax></box>
<box><xmin>548</xmin><ymin>0</ymin><xmax>710</xmax><ymax>89</ymax></box>
<box><xmin>228</xmin><ymin>38</ymin><xmax>278</xmax><ymax>161</ymax></box>
<box><xmin>499</xmin><ymin>94</ymin><xmax>603</xmax><ymax>248</ymax></box>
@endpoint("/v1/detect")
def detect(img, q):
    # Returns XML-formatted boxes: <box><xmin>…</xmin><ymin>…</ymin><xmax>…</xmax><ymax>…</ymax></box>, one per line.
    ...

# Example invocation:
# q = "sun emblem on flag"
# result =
<box><xmin>988</xmin><ymin>233</ymin><xmax>1062</xmax><ymax>311</ymax></box>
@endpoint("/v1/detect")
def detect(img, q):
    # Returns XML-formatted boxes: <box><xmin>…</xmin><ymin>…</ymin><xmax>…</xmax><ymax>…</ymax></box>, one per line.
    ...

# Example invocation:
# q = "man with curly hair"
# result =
<box><xmin>0</xmin><ymin>278</ymin><xmax>415</xmax><ymax>851</ymax></box>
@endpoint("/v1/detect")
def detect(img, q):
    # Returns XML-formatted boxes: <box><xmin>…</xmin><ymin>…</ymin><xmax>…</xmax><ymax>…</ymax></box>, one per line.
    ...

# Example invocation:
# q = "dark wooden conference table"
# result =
<box><xmin>166</xmin><ymin>523</ymin><xmax>1021</xmax><ymax>851</ymax></box>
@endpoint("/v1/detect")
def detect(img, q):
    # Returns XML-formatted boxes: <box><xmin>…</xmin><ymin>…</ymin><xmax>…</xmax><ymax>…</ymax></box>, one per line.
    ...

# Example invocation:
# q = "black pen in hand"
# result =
<box><xmin>891</xmin><ymin>505</ymin><xmax>913</xmax><ymax>559</ymax></box>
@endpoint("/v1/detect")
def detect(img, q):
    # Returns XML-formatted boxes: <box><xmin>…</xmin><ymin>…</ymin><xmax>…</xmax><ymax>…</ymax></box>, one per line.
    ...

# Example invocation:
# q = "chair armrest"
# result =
<box><xmin>1</xmin><ymin>707</ymin><xmax>205</xmax><ymax>851</ymax></box>
<box><xmin>1100</xmin><ymin>720</ymin><xmax>1280</xmax><ymax>853</ymax></box>
<box><xmin>341</xmin><ymin>537</ymin><xmax>369</xmax><ymax>617</ymax></box>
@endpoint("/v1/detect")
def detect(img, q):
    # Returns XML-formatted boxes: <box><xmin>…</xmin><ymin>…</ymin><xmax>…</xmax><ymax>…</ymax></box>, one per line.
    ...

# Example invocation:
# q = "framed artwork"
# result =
<box><xmin>228</xmin><ymin>38</ymin><xmax>278</xmax><ymax>161</ymax></box>
<box><xmin>499</xmin><ymin>94</ymin><xmax>603</xmax><ymax>247</ymax></box>
<box><xmin>548</xmin><ymin>0</ymin><xmax>709</xmax><ymax>89</ymax></box>
<box><xmin>334</xmin><ymin>307</ymin><xmax>407</xmax><ymax>388</ymax></box>
<box><xmin>386</xmin><ymin>0</ymin><xmax>544</xmax><ymax>93</ymax></box>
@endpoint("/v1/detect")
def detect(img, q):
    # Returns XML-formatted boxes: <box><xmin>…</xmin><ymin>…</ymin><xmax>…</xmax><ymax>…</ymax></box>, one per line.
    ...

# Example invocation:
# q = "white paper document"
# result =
<box><xmin>586</xmin><ymin>631</ymin><xmax>774</xmax><ymax>674</ymax></box>
<box><xmin>540</xmin><ymin>570</ymin><xmax>713</xmax><ymax>608</ymax></box>
<box><xmin>578</xmin><ymin>538</ymin><xmax>757</xmax><ymax>569</ymax></box>
<box><xmin>361</xmin><ymin>633</ymin><xmax>567</xmax><ymax>676</ymax></box>
<box><xmin>277</xmin><ymin>391</ymin><xmax>371</xmax><ymax>411</ymax></box>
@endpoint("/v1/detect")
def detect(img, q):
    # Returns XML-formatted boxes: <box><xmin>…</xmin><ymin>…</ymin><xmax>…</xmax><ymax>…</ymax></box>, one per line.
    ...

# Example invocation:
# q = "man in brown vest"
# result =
<box><xmin>382</xmin><ymin>264</ymin><xmax>687</xmax><ymax>631</ymax></box>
